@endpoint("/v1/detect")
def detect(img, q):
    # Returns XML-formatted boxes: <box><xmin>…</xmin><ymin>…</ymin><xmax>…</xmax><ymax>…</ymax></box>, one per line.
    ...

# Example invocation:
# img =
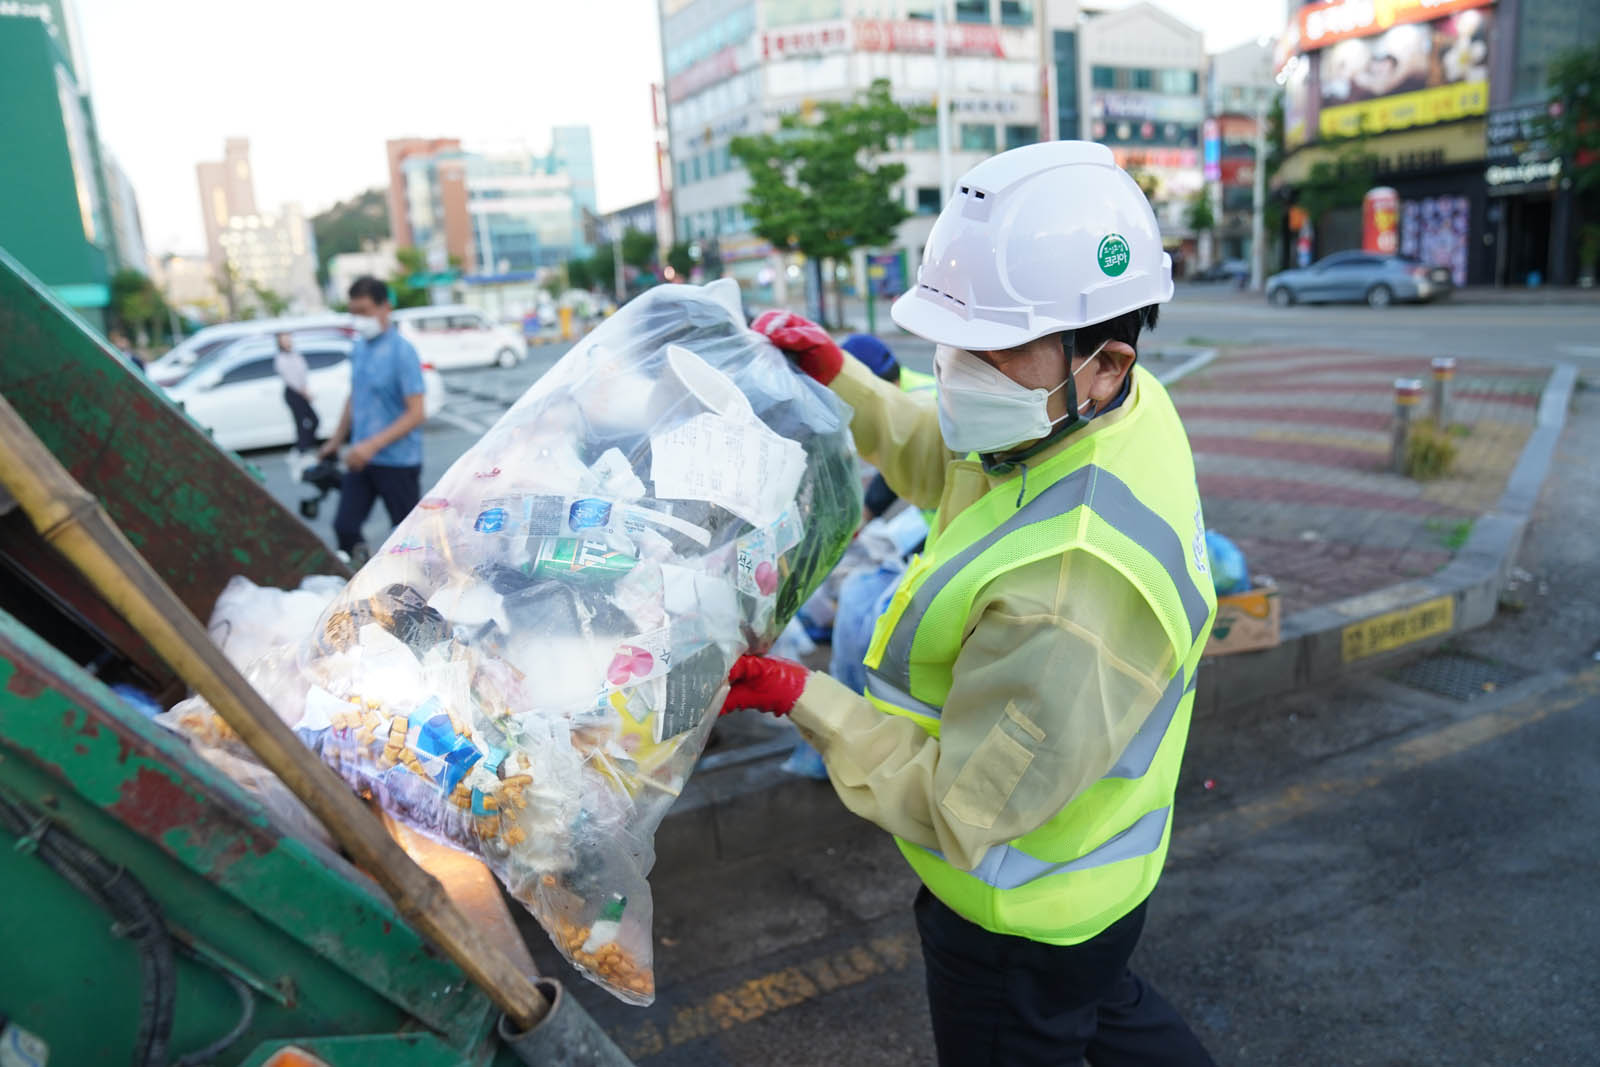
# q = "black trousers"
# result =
<box><xmin>283</xmin><ymin>387</ymin><xmax>319</xmax><ymax>452</ymax></box>
<box><xmin>333</xmin><ymin>463</ymin><xmax>421</xmax><ymax>553</ymax></box>
<box><xmin>915</xmin><ymin>888</ymin><xmax>1215</xmax><ymax>1067</ymax></box>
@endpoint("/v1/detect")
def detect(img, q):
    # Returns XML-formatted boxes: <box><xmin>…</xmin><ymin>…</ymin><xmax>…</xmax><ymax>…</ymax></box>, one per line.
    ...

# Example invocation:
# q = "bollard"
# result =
<box><xmin>1392</xmin><ymin>377</ymin><xmax>1424</xmax><ymax>474</ymax></box>
<box><xmin>1430</xmin><ymin>357</ymin><xmax>1456</xmax><ymax>427</ymax></box>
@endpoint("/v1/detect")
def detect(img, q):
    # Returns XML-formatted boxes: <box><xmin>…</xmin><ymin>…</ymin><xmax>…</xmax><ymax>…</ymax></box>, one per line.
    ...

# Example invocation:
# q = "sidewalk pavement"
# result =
<box><xmin>1171</xmin><ymin>346</ymin><xmax>1550</xmax><ymax>616</ymax></box>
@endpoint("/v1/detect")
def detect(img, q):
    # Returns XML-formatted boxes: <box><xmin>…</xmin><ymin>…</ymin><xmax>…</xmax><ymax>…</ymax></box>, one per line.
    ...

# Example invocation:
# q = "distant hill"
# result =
<box><xmin>311</xmin><ymin>188</ymin><xmax>390</xmax><ymax>284</ymax></box>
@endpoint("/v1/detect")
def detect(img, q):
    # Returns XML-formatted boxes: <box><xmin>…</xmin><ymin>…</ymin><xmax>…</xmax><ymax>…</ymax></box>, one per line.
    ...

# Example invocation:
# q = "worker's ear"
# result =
<box><xmin>1078</xmin><ymin>341</ymin><xmax>1136</xmax><ymax>409</ymax></box>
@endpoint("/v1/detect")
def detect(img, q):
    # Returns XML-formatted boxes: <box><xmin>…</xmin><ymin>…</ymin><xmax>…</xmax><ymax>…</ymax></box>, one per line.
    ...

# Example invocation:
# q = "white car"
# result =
<box><xmin>393</xmin><ymin>305</ymin><xmax>527</xmax><ymax>369</ymax></box>
<box><xmin>147</xmin><ymin>313</ymin><xmax>356</xmax><ymax>386</ymax></box>
<box><xmin>164</xmin><ymin>336</ymin><xmax>446</xmax><ymax>452</ymax></box>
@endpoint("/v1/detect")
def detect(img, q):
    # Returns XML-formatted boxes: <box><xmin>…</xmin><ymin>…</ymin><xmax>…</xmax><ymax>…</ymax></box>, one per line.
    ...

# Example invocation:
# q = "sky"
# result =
<box><xmin>76</xmin><ymin>0</ymin><xmax>1285</xmax><ymax>259</ymax></box>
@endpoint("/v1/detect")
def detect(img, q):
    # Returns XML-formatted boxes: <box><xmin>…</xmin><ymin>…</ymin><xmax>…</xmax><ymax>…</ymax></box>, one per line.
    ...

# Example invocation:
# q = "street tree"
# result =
<box><xmin>666</xmin><ymin>241</ymin><xmax>695</xmax><ymax>281</ymax></box>
<box><xmin>621</xmin><ymin>228</ymin><xmax>657</xmax><ymax>270</ymax></box>
<box><xmin>566</xmin><ymin>256</ymin><xmax>596</xmax><ymax>293</ymax></box>
<box><xmin>109</xmin><ymin>269</ymin><xmax>166</xmax><ymax>343</ymax></box>
<box><xmin>311</xmin><ymin>188</ymin><xmax>389</xmax><ymax>287</ymax></box>
<box><xmin>1185</xmin><ymin>189</ymin><xmax>1215</xmax><ymax>235</ymax></box>
<box><xmin>390</xmin><ymin>247</ymin><xmax>430</xmax><ymax>309</ymax></box>
<box><xmin>249</xmin><ymin>282</ymin><xmax>289</xmax><ymax>317</ymax></box>
<box><xmin>590</xmin><ymin>242</ymin><xmax>620</xmax><ymax>299</ymax></box>
<box><xmin>731</xmin><ymin>79</ymin><xmax>928</xmax><ymax>327</ymax></box>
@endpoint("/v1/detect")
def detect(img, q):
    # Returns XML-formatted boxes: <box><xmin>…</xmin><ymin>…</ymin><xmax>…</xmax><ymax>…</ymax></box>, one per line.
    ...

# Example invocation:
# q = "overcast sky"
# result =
<box><xmin>76</xmin><ymin>0</ymin><xmax>1285</xmax><ymax>258</ymax></box>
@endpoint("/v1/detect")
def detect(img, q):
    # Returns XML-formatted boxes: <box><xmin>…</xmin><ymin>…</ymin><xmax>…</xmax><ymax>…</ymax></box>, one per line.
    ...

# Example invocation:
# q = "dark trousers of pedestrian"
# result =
<box><xmin>284</xmin><ymin>387</ymin><xmax>319</xmax><ymax>452</ymax></box>
<box><xmin>333</xmin><ymin>463</ymin><xmax>421</xmax><ymax>554</ymax></box>
<box><xmin>915</xmin><ymin>887</ymin><xmax>1216</xmax><ymax>1067</ymax></box>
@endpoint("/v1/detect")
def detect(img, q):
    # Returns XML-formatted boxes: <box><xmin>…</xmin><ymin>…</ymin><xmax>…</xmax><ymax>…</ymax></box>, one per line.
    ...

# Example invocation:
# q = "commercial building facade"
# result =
<box><xmin>1205</xmin><ymin>39</ymin><xmax>1276</xmax><ymax>267</ymax></box>
<box><xmin>217</xmin><ymin>204</ymin><xmax>321</xmax><ymax>314</ymax></box>
<box><xmin>659</xmin><ymin>0</ymin><xmax>1087</xmax><ymax>298</ymax></box>
<box><xmin>0</xmin><ymin>1</ymin><xmax>133</xmax><ymax>325</ymax></box>
<box><xmin>1271</xmin><ymin>0</ymin><xmax>1597</xmax><ymax>286</ymax></box>
<box><xmin>656</xmin><ymin>0</ymin><xmax>1209</xmax><ymax>298</ymax></box>
<box><xmin>196</xmin><ymin>138</ymin><xmax>258</xmax><ymax>274</ymax></box>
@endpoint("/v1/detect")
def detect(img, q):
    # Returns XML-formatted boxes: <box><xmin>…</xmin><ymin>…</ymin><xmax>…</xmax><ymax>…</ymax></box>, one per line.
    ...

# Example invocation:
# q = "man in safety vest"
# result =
<box><xmin>726</xmin><ymin>141</ymin><xmax>1218</xmax><ymax>1065</ymax></box>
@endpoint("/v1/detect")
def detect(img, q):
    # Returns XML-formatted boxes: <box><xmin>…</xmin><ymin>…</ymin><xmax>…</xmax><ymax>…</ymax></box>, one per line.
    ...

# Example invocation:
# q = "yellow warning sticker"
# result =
<box><xmin>1341</xmin><ymin>595</ymin><xmax>1455</xmax><ymax>662</ymax></box>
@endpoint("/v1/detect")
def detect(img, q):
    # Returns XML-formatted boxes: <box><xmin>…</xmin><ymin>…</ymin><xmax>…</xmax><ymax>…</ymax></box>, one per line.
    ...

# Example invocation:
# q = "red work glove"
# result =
<box><xmin>720</xmin><ymin>654</ymin><xmax>808</xmax><ymax>717</ymax></box>
<box><xmin>751</xmin><ymin>311</ymin><xmax>844</xmax><ymax>386</ymax></box>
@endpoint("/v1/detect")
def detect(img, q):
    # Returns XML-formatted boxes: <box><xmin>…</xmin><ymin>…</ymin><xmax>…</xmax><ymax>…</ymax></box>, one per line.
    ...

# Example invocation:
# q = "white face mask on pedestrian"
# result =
<box><xmin>352</xmin><ymin>315</ymin><xmax>383</xmax><ymax>341</ymax></box>
<box><xmin>933</xmin><ymin>340</ymin><xmax>1108</xmax><ymax>455</ymax></box>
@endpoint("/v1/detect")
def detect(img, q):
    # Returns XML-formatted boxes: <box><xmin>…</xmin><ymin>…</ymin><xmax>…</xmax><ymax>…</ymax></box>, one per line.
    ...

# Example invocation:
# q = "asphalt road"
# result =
<box><xmin>538</xmin><ymin>378</ymin><xmax>1600</xmax><ymax>1066</ymax></box>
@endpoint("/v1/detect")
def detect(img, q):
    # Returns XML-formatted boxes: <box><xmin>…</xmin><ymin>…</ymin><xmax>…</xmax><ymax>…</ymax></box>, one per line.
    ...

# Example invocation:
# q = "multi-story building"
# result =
<box><xmin>386</xmin><ymin>129</ymin><xmax>598</xmax><ymax>278</ymax></box>
<box><xmin>0</xmin><ymin>1</ymin><xmax>126</xmax><ymax>326</ymax></box>
<box><xmin>1078</xmin><ymin>2</ymin><xmax>1207</xmax><ymax>251</ymax></box>
<box><xmin>326</xmin><ymin>242</ymin><xmax>400</xmax><ymax>307</ymax></box>
<box><xmin>217</xmin><ymin>204</ymin><xmax>321</xmax><ymax>314</ymax></box>
<box><xmin>196</xmin><ymin>138</ymin><xmax>259</xmax><ymax>274</ymax></box>
<box><xmin>657</xmin><ymin>1</ymin><xmax>1207</xmax><ymax>299</ymax></box>
<box><xmin>103</xmin><ymin>152</ymin><xmax>151</xmax><ymax>277</ymax></box>
<box><xmin>659</xmin><ymin>0</ymin><xmax>1078</xmax><ymax>299</ymax></box>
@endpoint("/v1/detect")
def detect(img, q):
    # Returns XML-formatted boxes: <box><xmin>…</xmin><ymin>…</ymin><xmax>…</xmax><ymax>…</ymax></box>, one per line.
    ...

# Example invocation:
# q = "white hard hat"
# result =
<box><xmin>891</xmin><ymin>141</ymin><xmax>1173</xmax><ymax>351</ymax></box>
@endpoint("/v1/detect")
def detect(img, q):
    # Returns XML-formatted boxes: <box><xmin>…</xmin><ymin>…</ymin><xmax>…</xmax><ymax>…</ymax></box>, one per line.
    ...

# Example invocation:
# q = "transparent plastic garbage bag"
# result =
<box><xmin>168</xmin><ymin>281</ymin><xmax>860</xmax><ymax>1004</ymax></box>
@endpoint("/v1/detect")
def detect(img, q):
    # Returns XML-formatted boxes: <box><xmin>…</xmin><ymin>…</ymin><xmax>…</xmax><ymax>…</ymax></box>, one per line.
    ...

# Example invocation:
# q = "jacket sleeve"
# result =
<box><xmin>828</xmin><ymin>355</ymin><xmax>951</xmax><ymax>513</ymax></box>
<box><xmin>788</xmin><ymin>549</ymin><xmax>1177</xmax><ymax>871</ymax></box>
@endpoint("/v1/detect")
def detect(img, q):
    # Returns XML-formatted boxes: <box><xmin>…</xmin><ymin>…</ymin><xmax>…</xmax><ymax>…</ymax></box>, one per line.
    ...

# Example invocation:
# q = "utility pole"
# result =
<box><xmin>935</xmin><ymin>1</ymin><xmax>952</xmax><ymax>203</ymax></box>
<box><xmin>612</xmin><ymin>221</ymin><xmax>626</xmax><ymax>305</ymax></box>
<box><xmin>1250</xmin><ymin>92</ymin><xmax>1268</xmax><ymax>291</ymax></box>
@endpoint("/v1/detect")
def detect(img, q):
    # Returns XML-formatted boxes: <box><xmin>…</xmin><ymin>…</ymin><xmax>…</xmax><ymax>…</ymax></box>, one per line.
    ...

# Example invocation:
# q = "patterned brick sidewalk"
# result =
<box><xmin>1170</xmin><ymin>347</ymin><xmax>1549</xmax><ymax>616</ymax></box>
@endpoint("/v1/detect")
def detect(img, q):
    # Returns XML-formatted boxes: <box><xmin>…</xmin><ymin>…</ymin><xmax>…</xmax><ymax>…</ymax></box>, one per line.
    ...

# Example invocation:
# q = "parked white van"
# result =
<box><xmin>392</xmin><ymin>305</ymin><xmax>526</xmax><ymax>370</ymax></box>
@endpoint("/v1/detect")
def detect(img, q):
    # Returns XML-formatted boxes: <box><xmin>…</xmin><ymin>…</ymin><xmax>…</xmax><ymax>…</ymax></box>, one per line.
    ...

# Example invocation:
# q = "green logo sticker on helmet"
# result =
<box><xmin>1097</xmin><ymin>234</ymin><xmax>1131</xmax><ymax>277</ymax></box>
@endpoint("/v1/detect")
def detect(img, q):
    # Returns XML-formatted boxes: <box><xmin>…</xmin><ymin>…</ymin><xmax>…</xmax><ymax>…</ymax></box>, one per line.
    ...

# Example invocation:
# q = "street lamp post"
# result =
<box><xmin>1250</xmin><ymin>92</ymin><xmax>1268</xmax><ymax>291</ymax></box>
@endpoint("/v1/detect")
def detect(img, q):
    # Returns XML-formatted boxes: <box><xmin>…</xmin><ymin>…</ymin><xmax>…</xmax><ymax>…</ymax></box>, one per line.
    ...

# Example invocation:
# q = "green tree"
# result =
<box><xmin>566</xmin><ymin>256</ymin><xmax>596</xmax><ymax>292</ymax></box>
<box><xmin>590</xmin><ymin>242</ymin><xmax>619</xmax><ymax>298</ymax></box>
<box><xmin>109</xmin><ymin>269</ymin><xmax>166</xmax><ymax>342</ymax></box>
<box><xmin>1185</xmin><ymin>189</ymin><xmax>1215</xmax><ymax>235</ymax></box>
<box><xmin>390</xmin><ymin>247</ymin><xmax>430</xmax><ymax>309</ymax></box>
<box><xmin>666</xmin><ymin>241</ymin><xmax>695</xmax><ymax>280</ymax></box>
<box><xmin>311</xmin><ymin>188</ymin><xmax>391</xmax><ymax>287</ymax></box>
<box><xmin>731</xmin><ymin>79</ymin><xmax>928</xmax><ymax>326</ymax></box>
<box><xmin>248</xmin><ymin>281</ymin><xmax>289</xmax><ymax>317</ymax></box>
<box><xmin>620</xmin><ymin>227</ymin><xmax>658</xmax><ymax>270</ymax></box>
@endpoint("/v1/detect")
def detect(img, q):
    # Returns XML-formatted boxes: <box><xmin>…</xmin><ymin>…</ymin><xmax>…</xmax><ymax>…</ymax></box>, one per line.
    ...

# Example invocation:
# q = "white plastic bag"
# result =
<box><xmin>172</xmin><ymin>282</ymin><xmax>860</xmax><ymax>1004</ymax></box>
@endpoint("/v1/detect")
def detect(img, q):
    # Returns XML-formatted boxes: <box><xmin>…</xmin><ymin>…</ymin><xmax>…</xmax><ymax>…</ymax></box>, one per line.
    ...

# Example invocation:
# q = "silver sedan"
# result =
<box><xmin>1266</xmin><ymin>252</ymin><xmax>1454</xmax><ymax>308</ymax></box>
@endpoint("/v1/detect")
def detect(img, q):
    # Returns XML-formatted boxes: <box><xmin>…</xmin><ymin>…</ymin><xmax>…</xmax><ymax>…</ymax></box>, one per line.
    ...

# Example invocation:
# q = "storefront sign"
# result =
<box><xmin>1485</xmin><ymin>102</ymin><xmax>1556</xmax><ymax>163</ymax></box>
<box><xmin>1298</xmin><ymin>0</ymin><xmax>1495</xmax><ymax>53</ymax></box>
<box><xmin>1093</xmin><ymin>92</ymin><xmax>1205</xmax><ymax>125</ymax></box>
<box><xmin>1109</xmin><ymin>147</ymin><xmax>1200</xmax><ymax>170</ymax></box>
<box><xmin>1203</xmin><ymin>119</ymin><xmax>1221</xmax><ymax>181</ymax></box>
<box><xmin>854</xmin><ymin>19</ymin><xmax>1006</xmax><ymax>58</ymax></box>
<box><xmin>1486</xmin><ymin>158</ymin><xmax>1561</xmax><ymax>192</ymax></box>
<box><xmin>762</xmin><ymin>22</ymin><xmax>852</xmax><ymax>60</ymax></box>
<box><xmin>1320</xmin><ymin>78</ymin><xmax>1488</xmax><ymax>140</ymax></box>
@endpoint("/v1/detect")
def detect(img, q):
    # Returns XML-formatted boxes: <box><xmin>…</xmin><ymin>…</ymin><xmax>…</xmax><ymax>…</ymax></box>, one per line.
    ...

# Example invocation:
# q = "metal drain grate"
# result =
<box><xmin>1389</xmin><ymin>652</ymin><xmax>1532</xmax><ymax>701</ymax></box>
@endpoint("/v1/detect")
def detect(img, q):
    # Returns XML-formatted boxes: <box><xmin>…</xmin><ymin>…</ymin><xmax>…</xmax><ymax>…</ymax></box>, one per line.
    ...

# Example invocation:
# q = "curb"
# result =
<box><xmin>650</xmin><ymin>357</ymin><xmax>1579</xmax><ymax>879</ymax></box>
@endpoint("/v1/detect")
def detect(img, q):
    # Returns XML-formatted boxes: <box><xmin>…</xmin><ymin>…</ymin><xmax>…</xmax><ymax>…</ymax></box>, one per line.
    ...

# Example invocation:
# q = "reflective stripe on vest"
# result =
<box><xmin>920</xmin><ymin>806</ymin><xmax>1172</xmax><ymax>892</ymax></box>
<box><xmin>869</xmin><ymin>463</ymin><xmax>1211</xmax><ymax>705</ymax></box>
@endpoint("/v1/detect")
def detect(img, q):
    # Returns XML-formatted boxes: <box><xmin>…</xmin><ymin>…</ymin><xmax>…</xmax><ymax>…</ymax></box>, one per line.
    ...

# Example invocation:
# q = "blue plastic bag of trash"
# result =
<box><xmin>1205</xmin><ymin>530</ymin><xmax>1249</xmax><ymax>596</ymax></box>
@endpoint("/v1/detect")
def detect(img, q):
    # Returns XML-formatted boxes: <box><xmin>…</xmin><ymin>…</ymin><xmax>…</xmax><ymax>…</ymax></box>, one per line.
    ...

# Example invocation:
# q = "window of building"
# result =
<box><xmin>906</xmin><ymin>3</ymin><xmax>933</xmax><ymax>19</ymax></box>
<box><xmin>1000</xmin><ymin>1</ymin><xmax>1032</xmax><ymax>25</ymax></box>
<box><xmin>916</xmin><ymin>187</ymin><xmax>942</xmax><ymax>215</ymax></box>
<box><xmin>1156</xmin><ymin>68</ymin><xmax>1198</xmax><ymax>95</ymax></box>
<box><xmin>1091</xmin><ymin>65</ymin><xmax>1116</xmax><ymax>90</ymax></box>
<box><xmin>707</xmin><ymin>149</ymin><xmax>721</xmax><ymax>178</ymax></box>
<box><xmin>1055</xmin><ymin>30</ymin><xmax>1079</xmax><ymax>139</ymax></box>
<box><xmin>960</xmin><ymin>123</ymin><xmax>998</xmax><ymax>151</ymax></box>
<box><xmin>1131</xmin><ymin>68</ymin><xmax>1153</xmax><ymax>90</ymax></box>
<box><xmin>691</xmin><ymin>155</ymin><xmax>703</xmax><ymax>182</ymax></box>
<box><xmin>677</xmin><ymin>160</ymin><xmax>689</xmax><ymax>188</ymax></box>
<box><xmin>911</xmin><ymin>123</ymin><xmax>940</xmax><ymax>150</ymax></box>
<box><xmin>955</xmin><ymin>0</ymin><xmax>990</xmax><ymax>22</ymax></box>
<box><xmin>1004</xmin><ymin>124</ymin><xmax>1039</xmax><ymax>150</ymax></box>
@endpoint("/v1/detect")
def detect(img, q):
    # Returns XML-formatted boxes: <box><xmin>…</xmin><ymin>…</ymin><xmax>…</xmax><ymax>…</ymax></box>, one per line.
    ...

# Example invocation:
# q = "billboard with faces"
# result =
<box><xmin>1317</xmin><ymin>8</ymin><xmax>1490</xmax><ymax>140</ymax></box>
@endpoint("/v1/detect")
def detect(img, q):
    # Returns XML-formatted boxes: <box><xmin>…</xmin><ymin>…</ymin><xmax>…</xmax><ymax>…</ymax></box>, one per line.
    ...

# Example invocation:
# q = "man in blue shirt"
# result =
<box><xmin>317</xmin><ymin>276</ymin><xmax>426</xmax><ymax>563</ymax></box>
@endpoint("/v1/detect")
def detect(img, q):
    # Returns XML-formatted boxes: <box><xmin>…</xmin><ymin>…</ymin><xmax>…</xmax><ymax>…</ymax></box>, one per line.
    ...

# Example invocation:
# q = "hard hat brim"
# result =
<box><xmin>890</xmin><ymin>288</ymin><xmax>1048</xmax><ymax>352</ymax></box>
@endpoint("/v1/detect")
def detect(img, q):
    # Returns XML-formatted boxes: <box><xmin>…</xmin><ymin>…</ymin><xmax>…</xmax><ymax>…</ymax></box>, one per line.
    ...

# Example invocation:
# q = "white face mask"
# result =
<box><xmin>352</xmin><ymin>315</ymin><xmax>383</xmax><ymax>341</ymax></box>
<box><xmin>933</xmin><ymin>340</ymin><xmax>1107</xmax><ymax>455</ymax></box>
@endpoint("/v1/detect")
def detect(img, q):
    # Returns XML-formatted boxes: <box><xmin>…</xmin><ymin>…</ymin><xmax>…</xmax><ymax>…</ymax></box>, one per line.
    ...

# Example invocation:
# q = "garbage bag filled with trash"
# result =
<box><xmin>167</xmin><ymin>281</ymin><xmax>861</xmax><ymax>1004</ymax></box>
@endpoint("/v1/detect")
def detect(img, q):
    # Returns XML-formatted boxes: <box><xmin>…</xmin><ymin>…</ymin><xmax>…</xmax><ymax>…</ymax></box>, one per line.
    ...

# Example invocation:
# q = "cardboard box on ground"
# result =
<box><xmin>1206</xmin><ymin>583</ymin><xmax>1281</xmax><ymax>656</ymax></box>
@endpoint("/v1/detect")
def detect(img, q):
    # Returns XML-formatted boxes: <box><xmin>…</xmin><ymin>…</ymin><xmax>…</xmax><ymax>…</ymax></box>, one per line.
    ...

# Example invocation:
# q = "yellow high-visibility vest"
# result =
<box><xmin>861</xmin><ymin>366</ymin><xmax>1216</xmax><ymax>945</ymax></box>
